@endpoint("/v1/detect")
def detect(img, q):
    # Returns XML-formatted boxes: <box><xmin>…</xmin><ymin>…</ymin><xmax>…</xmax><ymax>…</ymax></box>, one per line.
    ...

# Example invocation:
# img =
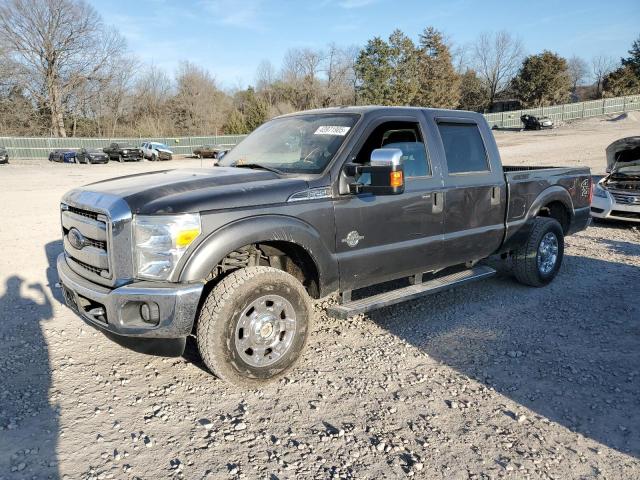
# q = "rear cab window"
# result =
<box><xmin>437</xmin><ymin>122</ymin><xmax>489</xmax><ymax>174</ymax></box>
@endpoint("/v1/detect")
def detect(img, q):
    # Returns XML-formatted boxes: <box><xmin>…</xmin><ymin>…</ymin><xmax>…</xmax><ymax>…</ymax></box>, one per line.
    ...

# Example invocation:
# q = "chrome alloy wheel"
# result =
<box><xmin>537</xmin><ymin>231</ymin><xmax>559</xmax><ymax>275</ymax></box>
<box><xmin>235</xmin><ymin>295</ymin><xmax>297</xmax><ymax>367</ymax></box>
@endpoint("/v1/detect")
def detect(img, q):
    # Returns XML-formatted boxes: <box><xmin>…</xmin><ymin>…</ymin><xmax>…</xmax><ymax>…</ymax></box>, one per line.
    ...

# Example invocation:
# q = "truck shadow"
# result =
<box><xmin>0</xmin><ymin>276</ymin><xmax>59</xmax><ymax>478</ymax></box>
<box><xmin>367</xmin><ymin>253</ymin><xmax>639</xmax><ymax>459</ymax></box>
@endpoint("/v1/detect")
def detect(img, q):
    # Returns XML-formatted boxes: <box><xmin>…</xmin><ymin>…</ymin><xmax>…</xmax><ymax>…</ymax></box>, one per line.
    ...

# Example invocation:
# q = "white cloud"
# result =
<box><xmin>199</xmin><ymin>0</ymin><xmax>265</xmax><ymax>29</ymax></box>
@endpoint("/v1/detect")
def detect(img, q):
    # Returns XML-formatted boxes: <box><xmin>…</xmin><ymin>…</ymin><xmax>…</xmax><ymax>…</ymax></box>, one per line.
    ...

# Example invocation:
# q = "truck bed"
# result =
<box><xmin>502</xmin><ymin>164</ymin><xmax>592</xmax><ymax>248</ymax></box>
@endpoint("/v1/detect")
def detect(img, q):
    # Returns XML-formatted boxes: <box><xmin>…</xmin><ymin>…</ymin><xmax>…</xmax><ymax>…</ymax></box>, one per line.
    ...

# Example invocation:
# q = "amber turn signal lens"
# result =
<box><xmin>390</xmin><ymin>170</ymin><xmax>403</xmax><ymax>188</ymax></box>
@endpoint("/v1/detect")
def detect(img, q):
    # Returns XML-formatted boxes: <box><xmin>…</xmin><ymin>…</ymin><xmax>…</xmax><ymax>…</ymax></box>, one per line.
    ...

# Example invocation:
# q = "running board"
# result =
<box><xmin>326</xmin><ymin>265</ymin><xmax>496</xmax><ymax>320</ymax></box>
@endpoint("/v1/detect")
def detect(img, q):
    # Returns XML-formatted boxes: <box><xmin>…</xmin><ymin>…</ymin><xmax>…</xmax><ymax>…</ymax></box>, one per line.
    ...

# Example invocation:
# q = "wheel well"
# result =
<box><xmin>538</xmin><ymin>201</ymin><xmax>570</xmax><ymax>233</ymax></box>
<box><xmin>204</xmin><ymin>241</ymin><xmax>320</xmax><ymax>299</ymax></box>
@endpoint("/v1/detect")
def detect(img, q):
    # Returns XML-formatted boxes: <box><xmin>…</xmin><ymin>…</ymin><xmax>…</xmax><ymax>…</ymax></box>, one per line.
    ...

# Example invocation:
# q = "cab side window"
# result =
<box><xmin>354</xmin><ymin>121</ymin><xmax>430</xmax><ymax>178</ymax></box>
<box><xmin>437</xmin><ymin>122</ymin><xmax>489</xmax><ymax>174</ymax></box>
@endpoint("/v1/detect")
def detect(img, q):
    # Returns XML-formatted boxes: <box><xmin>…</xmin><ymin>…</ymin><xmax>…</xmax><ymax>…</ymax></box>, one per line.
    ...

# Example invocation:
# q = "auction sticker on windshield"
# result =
<box><xmin>314</xmin><ymin>126</ymin><xmax>351</xmax><ymax>136</ymax></box>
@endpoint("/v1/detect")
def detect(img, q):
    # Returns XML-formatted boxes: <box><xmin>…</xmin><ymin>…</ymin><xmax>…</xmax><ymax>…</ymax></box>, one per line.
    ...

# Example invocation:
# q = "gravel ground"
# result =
<box><xmin>0</xmin><ymin>115</ymin><xmax>639</xmax><ymax>479</ymax></box>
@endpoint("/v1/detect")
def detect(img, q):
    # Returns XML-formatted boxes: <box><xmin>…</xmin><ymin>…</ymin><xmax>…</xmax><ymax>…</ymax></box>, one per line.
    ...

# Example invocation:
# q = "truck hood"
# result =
<box><xmin>80</xmin><ymin>167</ymin><xmax>309</xmax><ymax>214</ymax></box>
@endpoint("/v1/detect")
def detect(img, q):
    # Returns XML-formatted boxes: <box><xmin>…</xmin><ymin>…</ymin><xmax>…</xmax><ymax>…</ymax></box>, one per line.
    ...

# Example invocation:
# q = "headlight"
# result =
<box><xmin>593</xmin><ymin>183</ymin><xmax>609</xmax><ymax>198</ymax></box>
<box><xmin>123</xmin><ymin>149</ymin><xmax>128</xmax><ymax>154</ymax></box>
<box><xmin>133</xmin><ymin>214</ymin><xmax>201</xmax><ymax>280</ymax></box>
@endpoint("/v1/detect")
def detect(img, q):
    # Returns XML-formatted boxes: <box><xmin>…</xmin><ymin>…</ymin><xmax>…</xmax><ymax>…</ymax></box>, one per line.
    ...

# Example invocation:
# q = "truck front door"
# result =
<box><xmin>333</xmin><ymin>115</ymin><xmax>445</xmax><ymax>291</ymax></box>
<box><xmin>435</xmin><ymin>119</ymin><xmax>507</xmax><ymax>266</ymax></box>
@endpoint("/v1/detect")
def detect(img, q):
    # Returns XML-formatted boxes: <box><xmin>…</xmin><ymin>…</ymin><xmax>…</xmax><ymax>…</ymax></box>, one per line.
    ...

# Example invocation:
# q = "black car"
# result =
<box><xmin>520</xmin><ymin>114</ymin><xmax>553</xmax><ymax>130</ymax></box>
<box><xmin>77</xmin><ymin>148</ymin><xmax>109</xmax><ymax>164</ymax></box>
<box><xmin>103</xmin><ymin>143</ymin><xmax>142</xmax><ymax>162</ymax></box>
<box><xmin>49</xmin><ymin>149</ymin><xmax>77</xmax><ymax>163</ymax></box>
<box><xmin>0</xmin><ymin>146</ymin><xmax>8</xmax><ymax>164</ymax></box>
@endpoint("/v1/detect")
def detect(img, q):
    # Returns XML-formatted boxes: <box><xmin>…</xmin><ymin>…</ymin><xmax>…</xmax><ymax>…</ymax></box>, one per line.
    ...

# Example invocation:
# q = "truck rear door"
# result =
<box><xmin>434</xmin><ymin>118</ymin><xmax>507</xmax><ymax>265</ymax></box>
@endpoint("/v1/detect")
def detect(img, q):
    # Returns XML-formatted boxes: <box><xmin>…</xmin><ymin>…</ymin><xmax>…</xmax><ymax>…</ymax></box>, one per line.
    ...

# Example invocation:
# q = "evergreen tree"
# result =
<box><xmin>621</xmin><ymin>35</ymin><xmax>640</xmax><ymax>76</ymax></box>
<box><xmin>414</xmin><ymin>27</ymin><xmax>461</xmax><ymax>108</ymax></box>
<box><xmin>603</xmin><ymin>65</ymin><xmax>640</xmax><ymax>97</ymax></box>
<box><xmin>458</xmin><ymin>69</ymin><xmax>489</xmax><ymax>111</ymax></box>
<box><xmin>512</xmin><ymin>51</ymin><xmax>572</xmax><ymax>107</ymax></box>
<box><xmin>354</xmin><ymin>37</ymin><xmax>393</xmax><ymax>105</ymax></box>
<box><xmin>387</xmin><ymin>30</ymin><xmax>420</xmax><ymax>105</ymax></box>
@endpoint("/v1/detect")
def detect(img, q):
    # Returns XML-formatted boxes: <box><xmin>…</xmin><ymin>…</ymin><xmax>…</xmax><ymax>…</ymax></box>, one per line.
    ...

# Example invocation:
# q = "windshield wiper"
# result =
<box><xmin>234</xmin><ymin>163</ymin><xmax>284</xmax><ymax>175</ymax></box>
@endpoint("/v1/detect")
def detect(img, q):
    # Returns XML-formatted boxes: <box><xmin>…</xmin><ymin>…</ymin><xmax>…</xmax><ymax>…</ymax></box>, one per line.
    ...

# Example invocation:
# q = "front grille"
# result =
<box><xmin>610</xmin><ymin>190</ymin><xmax>640</xmax><ymax>205</ymax></box>
<box><xmin>62</xmin><ymin>204</ymin><xmax>111</xmax><ymax>281</ymax></box>
<box><xmin>68</xmin><ymin>257</ymin><xmax>104</xmax><ymax>276</ymax></box>
<box><xmin>67</xmin><ymin>205</ymin><xmax>99</xmax><ymax>220</ymax></box>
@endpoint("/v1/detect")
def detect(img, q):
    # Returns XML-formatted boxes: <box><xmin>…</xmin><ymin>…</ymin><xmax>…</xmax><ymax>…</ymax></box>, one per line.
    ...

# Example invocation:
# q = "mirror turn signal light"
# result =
<box><xmin>390</xmin><ymin>170</ymin><xmax>404</xmax><ymax>188</ymax></box>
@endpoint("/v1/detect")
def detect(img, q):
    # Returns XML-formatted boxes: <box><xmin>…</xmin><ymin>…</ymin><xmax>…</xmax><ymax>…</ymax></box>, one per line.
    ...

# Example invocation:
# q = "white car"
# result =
<box><xmin>591</xmin><ymin>137</ymin><xmax>640</xmax><ymax>223</ymax></box>
<box><xmin>141</xmin><ymin>142</ymin><xmax>173</xmax><ymax>161</ymax></box>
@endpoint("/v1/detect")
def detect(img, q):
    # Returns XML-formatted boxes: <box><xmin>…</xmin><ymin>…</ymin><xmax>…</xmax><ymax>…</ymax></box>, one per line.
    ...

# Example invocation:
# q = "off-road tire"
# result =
<box><xmin>196</xmin><ymin>266</ymin><xmax>312</xmax><ymax>386</ymax></box>
<box><xmin>512</xmin><ymin>217</ymin><xmax>564</xmax><ymax>287</ymax></box>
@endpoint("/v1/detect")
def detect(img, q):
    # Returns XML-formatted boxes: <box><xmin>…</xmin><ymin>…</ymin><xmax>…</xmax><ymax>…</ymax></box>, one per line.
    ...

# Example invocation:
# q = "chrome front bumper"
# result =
<box><xmin>57</xmin><ymin>253</ymin><xmax>203</xmax><ymax>338</ymax></box>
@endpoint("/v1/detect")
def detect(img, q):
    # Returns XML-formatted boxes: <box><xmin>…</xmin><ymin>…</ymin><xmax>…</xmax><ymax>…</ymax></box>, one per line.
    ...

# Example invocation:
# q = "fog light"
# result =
<box><xmin>140</xmin><ymin>302</ymin><xmax>160</xmax><ymax>324</ymax></box>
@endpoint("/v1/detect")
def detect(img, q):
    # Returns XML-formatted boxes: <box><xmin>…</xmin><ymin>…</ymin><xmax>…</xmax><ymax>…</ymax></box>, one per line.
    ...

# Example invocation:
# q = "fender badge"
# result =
<box><xmin>342</xmin><ymin>230</ymin><xmax>364</xmax><ymax>248</ymax></box>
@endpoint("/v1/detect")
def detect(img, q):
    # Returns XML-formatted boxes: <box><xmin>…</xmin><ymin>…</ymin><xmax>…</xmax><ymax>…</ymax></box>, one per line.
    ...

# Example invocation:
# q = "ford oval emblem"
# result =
<box><xmin>68</xmin><ymin>228</ymin><xmax>87</xmax><ymax>250</ymax></box>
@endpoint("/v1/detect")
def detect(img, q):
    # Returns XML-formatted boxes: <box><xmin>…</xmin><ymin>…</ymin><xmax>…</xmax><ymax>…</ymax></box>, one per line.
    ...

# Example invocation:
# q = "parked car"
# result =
<box><xmin>193</xmin><ymin>144</ymin><xmax>228</xmax><ymax>160</ymax></box>
<box><xmin>103</xmin><ymin>143</ymin><xmax>142</xmax><ymax>162</ymax></box>
<box><xmin>520</xmin><ymin>114</ymin><xmax>553</xmax><ymax>130</ymax></box>
<box><xmin>77</xmin><ymin>148</ymin><xmax>109</xmax><ymax>164</ymax></box>
<box><xmin>0</xmin><ymin>146</ymin><xmax>8</xmax><ymax>164</ymax></box>
<box><xmin>591</xmin><ymin>136</ymin><xmax>640</xmax><ymax>223</ymax></box>
<box><xmin>57</xmin><ymin>106</ymin><xmax>591</xmax><ymax>386</ymax></box>
<box><xmin>141</xmin><ymin>142</ymin><xmax>173</xmax><ymax>161</ymax></box>
<box><xmin>49</xmin><ymin>149</ymin><xmax>77</xmax><ymax>163</ymax></box>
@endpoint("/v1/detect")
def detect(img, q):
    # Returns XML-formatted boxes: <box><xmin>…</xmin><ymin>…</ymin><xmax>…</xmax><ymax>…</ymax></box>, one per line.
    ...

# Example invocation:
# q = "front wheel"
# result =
<box><xmin>512</xmin><ymin>217</ymin><xmax>564</xmax><ymax>287</ymax></box>
<box><xmin>196</xmin><ymin>266</ymin><xmax>312</xmax><ymax>386</ymax></box>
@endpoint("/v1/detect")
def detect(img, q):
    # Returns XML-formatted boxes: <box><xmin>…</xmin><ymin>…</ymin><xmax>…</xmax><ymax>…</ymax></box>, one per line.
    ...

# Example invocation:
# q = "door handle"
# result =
<box><xmin>432</xmin><ymin>191</ymin><xmax>444</xmax><ymax>214</ymax></box>
<box><xmin>491</xmin><ymin>186</ymin><xmax>501</xmax><ymax>206</ymax></box>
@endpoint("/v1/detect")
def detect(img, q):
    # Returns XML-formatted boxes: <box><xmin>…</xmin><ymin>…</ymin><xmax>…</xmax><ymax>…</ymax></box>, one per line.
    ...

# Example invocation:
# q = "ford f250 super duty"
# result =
<box><xmin>57</xmin><ymin>106</ymin><xmax>592</xmax><ymax>386</ymax></box>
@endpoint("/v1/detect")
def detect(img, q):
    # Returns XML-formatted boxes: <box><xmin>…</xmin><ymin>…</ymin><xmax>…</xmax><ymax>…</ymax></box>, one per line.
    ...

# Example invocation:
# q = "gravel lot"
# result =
<box><xmin>1</xmin><ymin>115</ymin><xmax>639</xmax><ymax>479</ymax></box>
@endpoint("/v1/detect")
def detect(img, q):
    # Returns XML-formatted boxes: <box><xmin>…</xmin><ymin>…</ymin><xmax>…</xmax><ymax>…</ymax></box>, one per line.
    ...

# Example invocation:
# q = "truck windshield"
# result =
<box><xmin>220</xmin><ymin>113</ymin><xmax>359</xmax><ymax>174</ymax></box>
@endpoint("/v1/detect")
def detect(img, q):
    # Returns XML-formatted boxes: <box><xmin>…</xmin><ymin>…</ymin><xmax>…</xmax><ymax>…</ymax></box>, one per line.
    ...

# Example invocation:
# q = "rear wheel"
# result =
<box><xmin>512</xmin><ymin>217</ymin><xmax>564</xmax><ymax>287</ymax></box>
<box><xmin>196</xmin><ymin>266</ymin><xmax>312</xmax><ymax>386</ymax></box>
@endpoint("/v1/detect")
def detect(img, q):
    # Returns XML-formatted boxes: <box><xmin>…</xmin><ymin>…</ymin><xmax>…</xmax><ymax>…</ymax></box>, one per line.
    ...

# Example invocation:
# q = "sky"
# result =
<box><xmin>91</xmin><ymin>0</ymin><xmax>640</xmax><ymax>90</ymax></box>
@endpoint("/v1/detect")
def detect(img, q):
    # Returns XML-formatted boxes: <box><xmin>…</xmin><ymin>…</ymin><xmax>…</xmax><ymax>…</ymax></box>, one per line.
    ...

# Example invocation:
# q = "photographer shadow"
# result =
<box><xmin>0</xmin><ymin>276</ymin><xmax>59</xmax><ymax>478</ymax></box>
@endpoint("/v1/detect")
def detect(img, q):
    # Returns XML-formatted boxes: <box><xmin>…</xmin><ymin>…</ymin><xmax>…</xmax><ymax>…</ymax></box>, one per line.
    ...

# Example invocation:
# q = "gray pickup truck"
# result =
<box><xmin>57</xmin><ymin>106</ymin><xmax>591</xmax><ymax>385</ymax></box>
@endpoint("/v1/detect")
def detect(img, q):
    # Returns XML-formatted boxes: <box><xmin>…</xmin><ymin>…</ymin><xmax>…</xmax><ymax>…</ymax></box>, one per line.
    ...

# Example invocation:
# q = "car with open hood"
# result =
<box><xmin>591</xmin><ymin>136</ymin><xmax>640</xmax><ymax>223</ymax></box>
<box><xmin>141</xmin><ymin>142</ymin><xmax>173</xmax><ymax>161</ymax></box>
<box><xmin>520</xmin><ymin>114</ymin><xmax>554</xmax><ymax>130</ymax></box>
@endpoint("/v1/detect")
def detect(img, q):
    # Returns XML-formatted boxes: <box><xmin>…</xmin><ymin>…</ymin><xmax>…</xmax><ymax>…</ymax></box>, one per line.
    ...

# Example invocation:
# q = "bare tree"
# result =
<box><xmin>591</xmin><ymin>55</ymin><xmax>617</xmax><ymax>97</ymax></box>
<box><xmin>567</xmin><ymin>55</ymin><xmax>589</xmax><ymax>91</ymax></box>
<box><xmin>322</xmin><ymin>43</ymin><xmax>357</xmax><ymax>106</ymax></box>
<box><xmin>171</xmin><ymin>61</ymin><xmax>228</xmax><ymax>135</ymax></box>
<box><xmin>282</xmin><ymin>47</ymin><xmax>324</xmax><ymax>109</ymax></box>
<box><xmin>472</xmin><ymin>31</ymin><xmax>524</xmax><ymax>108</ymax></box>
<box><xmin>133</xmin><ymin>65</ymin><xmax>173</xmax><ymax>136</ymax></box>
<box><xmin>0</xmin><ymin>0</ymin><xmax>125</xmax><ymax>137</ymax></box>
